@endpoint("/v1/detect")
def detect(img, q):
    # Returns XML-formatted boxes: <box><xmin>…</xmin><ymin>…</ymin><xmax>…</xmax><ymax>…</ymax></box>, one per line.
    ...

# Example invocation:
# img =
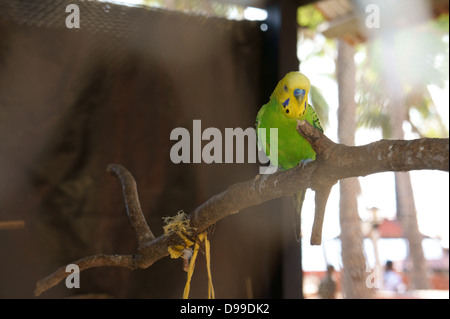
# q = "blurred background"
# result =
<box><xmin>0</xmin><ymin>0</ymin><xmax>448</xmax><ymax>298</ymax></box>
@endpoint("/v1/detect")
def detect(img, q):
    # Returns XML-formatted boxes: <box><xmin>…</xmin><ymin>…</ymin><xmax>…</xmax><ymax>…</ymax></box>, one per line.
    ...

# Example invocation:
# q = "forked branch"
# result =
<box><xmin>34</xmin><ymin>121</ymin><xmax>449</xmax><ymax>296</ymax></box>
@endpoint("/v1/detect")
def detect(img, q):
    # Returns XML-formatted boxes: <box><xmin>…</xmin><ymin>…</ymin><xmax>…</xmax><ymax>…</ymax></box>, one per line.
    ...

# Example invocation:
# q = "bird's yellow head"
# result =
<box><xmin>272</xmin><ymin>72</ymin><xmax>310</xmax><ymax>118</ymax></box>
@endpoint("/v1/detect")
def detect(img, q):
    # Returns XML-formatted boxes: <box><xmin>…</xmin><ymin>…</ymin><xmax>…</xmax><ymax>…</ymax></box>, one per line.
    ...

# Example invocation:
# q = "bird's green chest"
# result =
<box><xmin>257</xmin><ymin>102</ymin><xmax>316</xmax><ymax>170</ymax></box>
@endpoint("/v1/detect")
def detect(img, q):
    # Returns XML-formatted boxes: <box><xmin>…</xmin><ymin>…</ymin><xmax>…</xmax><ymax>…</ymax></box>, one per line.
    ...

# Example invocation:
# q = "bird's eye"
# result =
<box><xmin>283</xmin><ymin>85</ymin><xmax>288</xmax><ymax>92</ymax></box>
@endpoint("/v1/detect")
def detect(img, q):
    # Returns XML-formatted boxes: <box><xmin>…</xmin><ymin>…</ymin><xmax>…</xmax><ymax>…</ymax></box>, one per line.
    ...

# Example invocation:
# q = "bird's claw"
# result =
<box><xmin>298</xmin><ymin>159</ymin><xmax>313</xmax><ymax>168</ymax></box>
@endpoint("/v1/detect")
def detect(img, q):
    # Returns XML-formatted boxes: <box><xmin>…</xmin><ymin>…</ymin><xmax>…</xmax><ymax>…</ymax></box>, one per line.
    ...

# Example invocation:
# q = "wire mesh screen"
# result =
<box><xmin>0</xmin><ymin>0</ymin><xmax>284</xmax><ymax>298</ymax></box>
<box><xmin>2</xmin><ymin>0</ymin><xmax>157</xmax><ymax>33</ymax></box>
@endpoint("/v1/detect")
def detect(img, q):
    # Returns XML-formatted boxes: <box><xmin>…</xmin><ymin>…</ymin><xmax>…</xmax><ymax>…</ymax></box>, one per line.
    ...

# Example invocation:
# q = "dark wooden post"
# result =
<box><xmin>263</xmin><ymin>0</ymin><xmax>304</xmax><ymax>299</ymax></box>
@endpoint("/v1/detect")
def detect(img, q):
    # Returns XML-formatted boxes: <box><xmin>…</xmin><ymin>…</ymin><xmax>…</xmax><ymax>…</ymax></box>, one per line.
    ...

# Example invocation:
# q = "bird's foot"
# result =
<box><xmin>298</xmin><ymin>159</ymin><xmax>313</xmax><ymax>168</ymax></box>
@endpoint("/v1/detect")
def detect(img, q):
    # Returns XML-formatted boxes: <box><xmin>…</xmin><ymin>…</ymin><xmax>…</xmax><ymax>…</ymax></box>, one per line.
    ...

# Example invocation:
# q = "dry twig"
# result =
<box><xmin>0</xmin><ymin>220</ymin><xmax>25</xmax><ymax>230</ymax></box>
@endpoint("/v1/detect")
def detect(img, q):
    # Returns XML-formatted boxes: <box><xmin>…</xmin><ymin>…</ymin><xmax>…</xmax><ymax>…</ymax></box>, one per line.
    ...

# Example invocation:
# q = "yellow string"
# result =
<box><xmin>204</xmin><ymin>233</ymin><xmax>215</xmax><ymax>299</ymax></box>
<box><xmin>163</xmin><ymin>211</ymin><xmax>195</xmax><ymax>259</ymax></box>
<box><xmin>183</xmin><ymin>240</ymin><xmax>200</xmax><ymax>299</ymax></box>
<box><xmin>163</xmin><ymin>212</ymin><xmax>215</xmax><ymax>299</ymax></box>
<box><xmin>182</xmin><ymin>232</ymin><xmax>215</xmax><ymax>299</ymax></box>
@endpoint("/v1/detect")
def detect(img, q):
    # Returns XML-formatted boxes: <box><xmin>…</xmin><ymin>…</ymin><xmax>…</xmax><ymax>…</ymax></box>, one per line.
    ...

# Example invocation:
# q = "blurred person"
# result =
<box><xmin>318</xmin><ymin>264</ymin><xmax>337</xmax><ymax>299</ymax></box>
<box><xmin>383</xmin><ymin>260</ymin><xmax>406</xmax><ymax>293</ymax></box>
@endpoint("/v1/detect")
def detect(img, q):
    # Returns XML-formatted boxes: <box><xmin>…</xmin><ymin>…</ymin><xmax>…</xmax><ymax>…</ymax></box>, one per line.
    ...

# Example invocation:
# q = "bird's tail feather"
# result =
<box><xmin>293</xmin><ymin>191</ymin><xmax>306</xmax><ymax>242</ymax></box>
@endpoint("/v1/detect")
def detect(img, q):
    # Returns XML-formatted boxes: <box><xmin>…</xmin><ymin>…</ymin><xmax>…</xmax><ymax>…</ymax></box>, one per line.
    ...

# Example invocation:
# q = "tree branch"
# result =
<box><xmin>35</xmin><ymin>121</ymin><xmax>449</xmax><ymax>296</ymax></box>
<box><xmin>295</xmin><ymin>120</ymin><xmax>448</xmax><ymax>244</ymax></box>
<box><xmin>35</xmin><ymin>254</ymin><xmax>137</xmax><ymax>296</ymax></box>
<box><xmin>106</xmin><ymin>164</ymin><xmax>155</xmax><ymax>247</ymax></box>
<box><xmin>311</xmin><ymin>187</ymin><xmax>332</xmax><ymax>245</ymax></box>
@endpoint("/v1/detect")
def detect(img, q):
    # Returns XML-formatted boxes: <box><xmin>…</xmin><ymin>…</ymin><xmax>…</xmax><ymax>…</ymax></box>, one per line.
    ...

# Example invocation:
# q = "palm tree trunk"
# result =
<box><xmin>337</xmin><ymin>39</ymin><xmax>374</xmax><ymax>298</ymax></box>
<box><xmin>382</xmin><ymin>35</ymin><xmax>430</xmax><ymax>290</ymax></box>
<box><xmin>394</xmin><ymin>172</ymin><xmax>430</xmax><ymax>289</ymax></box>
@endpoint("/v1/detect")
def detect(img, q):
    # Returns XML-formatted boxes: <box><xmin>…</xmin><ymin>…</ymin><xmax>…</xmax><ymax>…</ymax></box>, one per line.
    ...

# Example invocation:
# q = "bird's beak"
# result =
<box><xmin>294</xmin><ymin>88</ymin><xmax>306</xmax><ymax>103</ymax></box>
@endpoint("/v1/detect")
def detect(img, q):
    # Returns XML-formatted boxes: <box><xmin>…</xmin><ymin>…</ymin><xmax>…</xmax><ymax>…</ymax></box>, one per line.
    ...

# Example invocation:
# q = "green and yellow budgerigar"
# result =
<box><xmin>256</xmin><ymin>71</ymin><xmax>323</xmax><ymax>241</ymax></box>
